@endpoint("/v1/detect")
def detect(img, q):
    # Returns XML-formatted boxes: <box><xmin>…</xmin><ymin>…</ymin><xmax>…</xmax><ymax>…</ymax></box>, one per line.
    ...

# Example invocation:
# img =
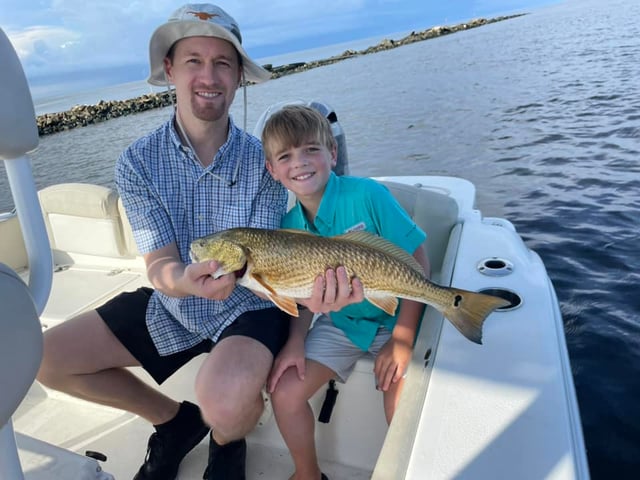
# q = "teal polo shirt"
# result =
<box><xmin>282</xmin><ymin>173</ymin><xmax>427</xmax><ymax>351</ymax></box>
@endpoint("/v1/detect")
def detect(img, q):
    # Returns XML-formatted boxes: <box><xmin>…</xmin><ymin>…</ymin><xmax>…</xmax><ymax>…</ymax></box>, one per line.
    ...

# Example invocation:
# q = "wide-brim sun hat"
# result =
<box><xmin>147</xmin><ymin>3</ymin><xmax>271</xmax><ymax>86</ymax></box>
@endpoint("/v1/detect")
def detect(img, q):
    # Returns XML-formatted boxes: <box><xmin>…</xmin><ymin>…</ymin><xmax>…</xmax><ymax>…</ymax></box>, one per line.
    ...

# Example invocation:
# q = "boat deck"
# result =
<box><xmin>2</xmin><ymin>177</ymin><xmax>590</xmax><ymax>479</ymax></box>
<box><xmin>15</xmin><ymin>376</ymin><xmax>375</xmax><ymax>479</ymax></box>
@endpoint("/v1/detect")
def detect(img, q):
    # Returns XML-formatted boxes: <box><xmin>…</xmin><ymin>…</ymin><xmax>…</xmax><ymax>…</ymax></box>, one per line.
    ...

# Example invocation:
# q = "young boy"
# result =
<box><xmin>262</xmin><ymin>105</ymin><xmax>431</xmax><ymax>480</ymax></box>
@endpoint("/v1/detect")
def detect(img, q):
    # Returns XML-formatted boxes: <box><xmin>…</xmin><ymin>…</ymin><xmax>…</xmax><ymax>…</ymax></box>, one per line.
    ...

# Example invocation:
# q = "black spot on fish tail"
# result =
<box><xmin>442</xmin><ymin>288</ymin><xmax>510</xmax><ymax>344</ymax></box>
<box><xmin>454</xmin><ymin>294</ymin><xmax>463</xmax><ymax>307</ymax></box>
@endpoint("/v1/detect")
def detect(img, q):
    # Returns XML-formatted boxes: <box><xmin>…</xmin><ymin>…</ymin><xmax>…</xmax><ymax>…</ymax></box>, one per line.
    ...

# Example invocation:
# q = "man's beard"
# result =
<box><xmin>191</xmin><ymin>98</ymin><xmax>227</xmax><ymax>123</ymax></box>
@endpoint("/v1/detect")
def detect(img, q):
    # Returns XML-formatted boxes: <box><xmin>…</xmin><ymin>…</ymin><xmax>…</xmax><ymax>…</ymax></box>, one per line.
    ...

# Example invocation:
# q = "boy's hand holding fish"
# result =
<box><xmin>298</xmin><ymin>266</ymin><xmax>365</xmax><ymax>314</ymax></box>
<box><xmin>246</xmin><ymin>265</ymin><xmax>364</xmax><ymax>314</ymax></box>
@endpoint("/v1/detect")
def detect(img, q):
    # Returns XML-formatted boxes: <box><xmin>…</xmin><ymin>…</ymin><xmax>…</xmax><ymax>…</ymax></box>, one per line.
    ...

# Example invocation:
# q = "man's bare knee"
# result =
<box><xmin>200</xmin><ymin>393</ymin><xmax>263</xmax><ymax>441</ymax></box>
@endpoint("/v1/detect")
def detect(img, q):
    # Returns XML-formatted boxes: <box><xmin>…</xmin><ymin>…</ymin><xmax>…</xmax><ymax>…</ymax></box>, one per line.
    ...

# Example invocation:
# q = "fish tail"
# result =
<box><xmin>441</xmin><ymin>288</ymin><xmax>510</xmax><ymax>344</ymax></box>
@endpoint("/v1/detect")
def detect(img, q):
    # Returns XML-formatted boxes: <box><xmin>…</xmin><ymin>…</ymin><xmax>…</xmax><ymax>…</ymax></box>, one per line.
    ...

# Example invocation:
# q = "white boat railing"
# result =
<box><xmin>3</xmin><ymin>155</ymin><xmax>53</xmax><ymax>314</ymax></box>
<box><xmin>0</xmin><ymin>28</ymin><xmax>52</xmax><ymax>315</ymax></box>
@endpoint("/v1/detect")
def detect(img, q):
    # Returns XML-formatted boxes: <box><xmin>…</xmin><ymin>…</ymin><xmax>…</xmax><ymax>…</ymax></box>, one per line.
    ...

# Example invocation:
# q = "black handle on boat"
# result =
<box><xmin>318</xmin><ymin>380</ymin><xmax>339</xmax><ymax>423</ymax></box>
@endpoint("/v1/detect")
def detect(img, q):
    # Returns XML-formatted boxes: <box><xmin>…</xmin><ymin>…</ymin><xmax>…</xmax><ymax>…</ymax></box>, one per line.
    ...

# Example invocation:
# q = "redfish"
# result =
<box><xmin>190</xmin><ymin>228</ymin><xmax>509</xmax><ymax>344</ymax></box>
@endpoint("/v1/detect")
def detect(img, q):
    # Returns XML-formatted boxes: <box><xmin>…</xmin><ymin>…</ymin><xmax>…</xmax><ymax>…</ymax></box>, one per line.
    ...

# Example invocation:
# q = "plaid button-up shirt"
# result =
<box><xmin>115</xmin><ymin>114</ymin><xmax>287</xmax><ymax>355</ymax></box>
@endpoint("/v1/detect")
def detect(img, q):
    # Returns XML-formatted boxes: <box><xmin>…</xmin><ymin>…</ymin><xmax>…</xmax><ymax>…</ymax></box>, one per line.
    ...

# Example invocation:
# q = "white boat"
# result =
<box><xmin>0</xmin><ymin>28</ymin><xmax>589</xmax><ymax>479</ymax></box>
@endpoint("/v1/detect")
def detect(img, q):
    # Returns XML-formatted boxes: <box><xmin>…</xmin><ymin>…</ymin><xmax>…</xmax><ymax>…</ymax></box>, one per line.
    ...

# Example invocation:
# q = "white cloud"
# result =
<box><xmin>3</xmin><ymin>0</ymin><xmax>174</xmax><ymax>76</ymax></box>
<box><xmin>6</xmin><ymin>26</ymin><xmax>80</xmax><ymax>71</ymax></box>
<box><xmin>4</xmin><ymin>0</ymin><xmax>376</xmax><ymax>77</ymax></box>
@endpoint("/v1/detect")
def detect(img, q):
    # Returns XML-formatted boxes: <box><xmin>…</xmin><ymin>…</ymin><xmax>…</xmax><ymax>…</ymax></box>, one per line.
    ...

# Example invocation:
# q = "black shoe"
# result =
<box><xmin>133</xmin><ymin>401</ymin><xmax>210</xmax><ymax>480</ymax></box>
<box><xmin>202</xmin><ymin>436</ymin><xmax>247</xmax><ymax>480</ymax></box>
<box><xmin>321</xmin><ymin>475</ymin><xmax>329</xmax><ymax>480</ymax></box>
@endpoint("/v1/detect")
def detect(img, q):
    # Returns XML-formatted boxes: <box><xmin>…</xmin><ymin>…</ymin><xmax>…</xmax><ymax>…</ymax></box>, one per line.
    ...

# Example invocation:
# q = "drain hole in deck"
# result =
<box><xmin>479</xmin><ymin>288</ymin><xmax>522</xmax><ymax>311</ymax></box>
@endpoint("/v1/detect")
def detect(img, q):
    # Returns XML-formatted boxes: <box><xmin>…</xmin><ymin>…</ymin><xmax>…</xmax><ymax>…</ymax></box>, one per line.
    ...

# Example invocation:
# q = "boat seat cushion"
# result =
<box><xmin>35</xmin><ymin>182</ymin><xmax>459</xmax><ymax>272</ymax></box>
<box><xmin>117</xmin><ymin>196</ymin><xmax>140</xmax><ymax>257</ymax></box>
<box><xmin>0</xmin><ymin>263</ymin><xmax>42</xmax><ymax>426</ymax></box>
<box><xmin>38</xmin><ymin>183</ymin><xmax>127</xmax><ymax>258</ymax></box>
<box><xmin>379</xmin><ymin>181</ymin><xmax>459</xmax><ymax>277</ymax></box>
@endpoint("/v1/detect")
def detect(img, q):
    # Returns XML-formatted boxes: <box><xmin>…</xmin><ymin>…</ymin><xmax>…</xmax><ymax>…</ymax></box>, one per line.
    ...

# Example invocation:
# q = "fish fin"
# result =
<box><xmin>367</xmin><ymin>296</ymin><xmax>399</xmax><ymax>316</ymax></box>
<box><xmin>251</xmin><ymin>273</ymin><xmax>300</xmax><ymax>317</ymax></box>
<box><xmin>250</xmin><ymin>272</ymin><xmax>278</xmax><ymax>295</ymax></box>
<box><xmin>441</xmin><ymin>288</ymin><xmax>510</xmax><ymax>344</ymax></box>
<box><xmin>268</xmin><ymin>294</ymin><xmax>300</xmax><ymax>317</ymax></box>
<box><xmin>336</xmin><ymin>231</ymin><xmax>425</xmax><ymax>275</ymax></box>
<box><xmin>279</xmin><ymin>228</ymin><xmax>317</xmax><ymax>237</ymax></box>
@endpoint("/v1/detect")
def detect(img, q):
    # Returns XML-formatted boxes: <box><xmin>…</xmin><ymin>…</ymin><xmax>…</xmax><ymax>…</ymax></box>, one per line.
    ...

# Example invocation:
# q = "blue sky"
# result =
<box><xmin>3</xmin><ymin>1</ymin><xmax>558</xmax><ymax>84</ymax></box>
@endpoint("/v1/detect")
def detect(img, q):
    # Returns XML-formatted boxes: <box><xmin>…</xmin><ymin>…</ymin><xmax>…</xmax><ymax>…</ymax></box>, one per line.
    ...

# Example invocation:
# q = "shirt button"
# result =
<box><xmin>198</xmin><ymin>215</ymin><xmax>204</xmax><ymax>221</ymax></box>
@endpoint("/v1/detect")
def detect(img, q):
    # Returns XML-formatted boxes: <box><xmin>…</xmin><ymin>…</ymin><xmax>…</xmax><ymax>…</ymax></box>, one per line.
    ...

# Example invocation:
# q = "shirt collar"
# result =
<box><xmin>293</xmin><ymin>171</ymin><xmax>339</xmax><ymax>233</ymax></box>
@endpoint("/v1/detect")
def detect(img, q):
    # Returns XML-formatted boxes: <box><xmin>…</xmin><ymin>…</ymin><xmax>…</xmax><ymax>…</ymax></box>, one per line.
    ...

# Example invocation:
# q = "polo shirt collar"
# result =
<box><xmin>310</xmin><ymin>171</ymin><xmax>339</xmax><ymax>233</ymax></box>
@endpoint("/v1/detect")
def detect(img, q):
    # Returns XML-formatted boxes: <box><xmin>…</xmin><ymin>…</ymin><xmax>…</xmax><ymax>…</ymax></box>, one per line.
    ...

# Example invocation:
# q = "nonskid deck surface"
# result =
<box><xmin>15</xmin><ymin>384</ymin><xmax>372</xmax><ymax>480</ymax></box>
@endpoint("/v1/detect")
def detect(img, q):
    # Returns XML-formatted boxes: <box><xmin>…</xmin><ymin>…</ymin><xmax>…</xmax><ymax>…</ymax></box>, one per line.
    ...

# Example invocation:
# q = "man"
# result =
<box><xmin>36</xmin><ymin>4</ymin><xmax>363</xmax><ymax>479</ymax></box>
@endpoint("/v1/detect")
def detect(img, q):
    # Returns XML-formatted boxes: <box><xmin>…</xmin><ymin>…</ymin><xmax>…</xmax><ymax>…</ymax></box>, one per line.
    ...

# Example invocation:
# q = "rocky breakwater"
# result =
<box><xmin>36</xmin><ymin>14</ymin><xmax>524</xmax><ymax>136</ymax></box>
<box><xmin>265</xmin><ymin>15</ymin><xmax>523</xmax><ymax>78</ymax></box>
<box><xmin>37</xmin><ymin>91</ymin><xmax>176</xmax><ymax>135</ymax></box>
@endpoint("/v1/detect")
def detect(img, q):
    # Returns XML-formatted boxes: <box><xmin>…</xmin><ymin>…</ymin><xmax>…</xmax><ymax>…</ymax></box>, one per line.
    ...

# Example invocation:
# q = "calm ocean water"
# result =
<box><xmin>2</xmin><ymin>0</ymin><xmax>639</xmax><ymax>477</ymax></box>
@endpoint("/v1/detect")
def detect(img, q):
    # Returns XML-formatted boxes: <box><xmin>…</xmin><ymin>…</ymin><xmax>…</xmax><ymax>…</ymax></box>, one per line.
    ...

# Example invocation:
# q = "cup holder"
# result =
<box><xmin>478</xmin><ymin>288</ymin><xmax>522</xmax><ymax>311</ymax></box>
<box><xmin>477</xmin><ymin>257</ymin><xmax>513</xmax><ymax>276</ymax></box>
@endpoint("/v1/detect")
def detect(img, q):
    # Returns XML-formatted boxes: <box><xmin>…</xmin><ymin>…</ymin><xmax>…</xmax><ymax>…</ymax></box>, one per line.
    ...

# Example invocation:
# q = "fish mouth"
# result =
<box><xmin>234</xmin><ymin>261</ymin><xmax>248</xmax><ymax>279</ymax></box>
<box><xmin>212</xmin><ymin>260</ymin><xmax>247</xmax><ymax>280</ymax></box>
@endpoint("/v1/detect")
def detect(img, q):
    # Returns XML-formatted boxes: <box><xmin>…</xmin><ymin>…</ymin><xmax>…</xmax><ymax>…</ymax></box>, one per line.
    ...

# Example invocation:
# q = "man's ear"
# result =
<box><xmin>163</xmin><ymin>57</ymin><xmax>174</xmax><ymax>83</ymax></box>
<box><xmin>238</xmin><ymin>68</ymin><xmax>244</xmax><ymax>89</ymax></box>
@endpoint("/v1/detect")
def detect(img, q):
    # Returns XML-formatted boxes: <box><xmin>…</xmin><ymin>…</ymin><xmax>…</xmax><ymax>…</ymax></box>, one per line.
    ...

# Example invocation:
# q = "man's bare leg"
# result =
<box><xmin>38</xmin><ymin>309</ymin><xmax>210</xmax><ymax>479</ymax></box>
<box><xmin>37</xmin><ymin>309</ymin><xmax>179</xmax><ymax>424</ymax></box>
<box><xmin>195</xmin><ymin>335</ymin><xmax>273</xmax><ymax>443</ymax></box>
<box><xmin>196</xmin><ymin>335</ymin><xmax>274</xmax><ymax>479</ymax></box>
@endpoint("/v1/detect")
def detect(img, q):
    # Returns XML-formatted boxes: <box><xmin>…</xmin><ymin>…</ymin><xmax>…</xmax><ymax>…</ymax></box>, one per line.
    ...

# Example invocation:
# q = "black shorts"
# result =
<box><xmin>97</xmin><ymin>287</ymin><xmax>290</xmax><ymax>384</ymax></box>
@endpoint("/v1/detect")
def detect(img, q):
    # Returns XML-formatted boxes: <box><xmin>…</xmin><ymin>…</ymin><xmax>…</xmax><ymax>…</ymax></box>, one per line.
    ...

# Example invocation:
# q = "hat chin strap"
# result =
<box><xmin>162</xmin><ymin>68</ymin><xmax>176</xmax><ymax>110</ymax></box>
<box><xmin>240</xmin><ymin>70</ymin><xmax>248</xmax><ymax>132</ymax></box>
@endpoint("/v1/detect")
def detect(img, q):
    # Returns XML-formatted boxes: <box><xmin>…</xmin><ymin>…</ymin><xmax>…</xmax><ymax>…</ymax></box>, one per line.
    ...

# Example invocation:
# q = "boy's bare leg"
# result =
<box><xmin>271</xmin><ymin>359</ymin><xmax>336</xmax><ymax>480</ymax></box>
<box><xmin>382</xmin><ymin>378</ymin><xmax>405</xmax><ymax>425</ymax></box>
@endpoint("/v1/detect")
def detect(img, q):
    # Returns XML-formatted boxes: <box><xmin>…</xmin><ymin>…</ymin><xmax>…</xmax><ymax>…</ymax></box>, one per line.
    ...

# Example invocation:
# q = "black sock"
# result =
<box><xmin>155</xmin><ymin>401</ymin><xmax>202</xmax><ymax>435</ymax></box>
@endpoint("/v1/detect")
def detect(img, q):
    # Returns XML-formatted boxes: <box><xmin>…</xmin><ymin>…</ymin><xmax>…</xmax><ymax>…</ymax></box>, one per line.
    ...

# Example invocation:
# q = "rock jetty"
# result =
<box><xmin>36</xmin><ymin>14</ymin><xmax>524</xmax><ymax>136</ymax></box>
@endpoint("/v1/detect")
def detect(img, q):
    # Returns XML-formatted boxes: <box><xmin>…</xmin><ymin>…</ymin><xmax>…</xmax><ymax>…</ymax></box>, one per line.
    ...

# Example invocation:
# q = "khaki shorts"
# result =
<box><xmin>304</xmin><ymin>314</ymin><xmax>392</xmax><ymax>383</ymax></box>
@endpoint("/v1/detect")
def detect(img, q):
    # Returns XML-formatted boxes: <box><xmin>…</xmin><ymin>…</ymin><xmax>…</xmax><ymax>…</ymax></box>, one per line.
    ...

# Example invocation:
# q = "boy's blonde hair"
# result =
<box><xmin>261</xmin><ymin>105</ymin><xmax>337</xmax><ymax>161</ymax></box>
